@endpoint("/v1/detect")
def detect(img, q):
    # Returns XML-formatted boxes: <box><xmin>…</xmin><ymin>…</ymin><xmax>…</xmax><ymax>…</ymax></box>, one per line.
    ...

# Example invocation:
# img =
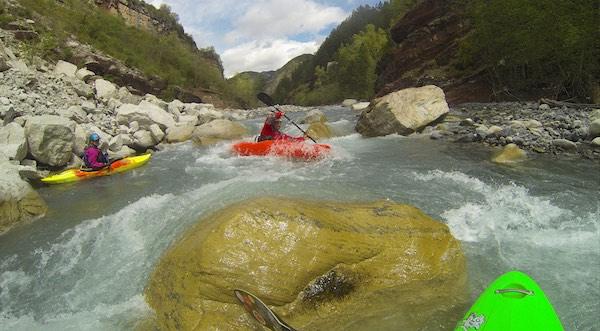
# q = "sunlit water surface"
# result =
<box><xmin>1</xmin><ymin>107</ymin><xmax>598</xmax><ymax>330</ymax></box>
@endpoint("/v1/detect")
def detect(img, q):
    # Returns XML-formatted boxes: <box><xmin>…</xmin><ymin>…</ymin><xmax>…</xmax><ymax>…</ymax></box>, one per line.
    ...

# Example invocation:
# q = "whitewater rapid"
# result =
<box><xmin>1</xmin><ymin>108</ymin><xmax>598</xmax><ymax>330</ymax></box>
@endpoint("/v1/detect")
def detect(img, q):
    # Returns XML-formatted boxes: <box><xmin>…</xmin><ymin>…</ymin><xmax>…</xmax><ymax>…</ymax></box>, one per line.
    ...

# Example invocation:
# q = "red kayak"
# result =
<box><xmin>232</xmin><ymin>140</ymin><xmax>331</xmax><ymax>160</ymax></box>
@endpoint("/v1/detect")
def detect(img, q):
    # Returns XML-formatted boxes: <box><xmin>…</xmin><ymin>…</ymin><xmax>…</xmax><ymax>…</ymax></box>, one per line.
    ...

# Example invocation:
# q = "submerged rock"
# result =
<box><xmin>145</xmin><ymin>198</ymin><xmax>467</xmax><ymax>331</ymax></box>
<box><xmin>492</xmin><ymin>143</ymin><xmax>527</xmax><ymax>163</ymax></box>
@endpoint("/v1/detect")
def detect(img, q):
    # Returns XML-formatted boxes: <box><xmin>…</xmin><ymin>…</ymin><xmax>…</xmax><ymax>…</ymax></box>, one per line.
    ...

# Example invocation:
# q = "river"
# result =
<box><xmin>1</xmin><ymin>106</ymin><xmax>598</xmax><ymax>330</ymax></box>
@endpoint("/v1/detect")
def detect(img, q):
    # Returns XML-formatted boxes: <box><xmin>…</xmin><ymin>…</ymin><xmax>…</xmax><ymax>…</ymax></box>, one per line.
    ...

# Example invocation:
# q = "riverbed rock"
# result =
<box><xmin>149</xmin><ymin>124</ymin><xmax>165</xmax><ymax>143</ymax></box>
<box><xmin>191</xmin><ymin>119</ymin><xmax>247</xmax><ymax>145</ymax></box>
<box><xmin>492</xmin><ymin>143</ymin><xmax>527</xmax><ymax>164</ymax></box>
<box><xmin>0</xmin><ymin>160</ymin><xmax>47</xmax><ymax>235</ymax></box>
<box><xmin>165</xmin><ymin>123</ymin><xmax>195</xmax><ymax>143</ymax></box>
<box><xmin>0</xmin><ymin>122</ymin><xmax>27</xmax><ymax>161</ymax></box>
<box><xmin>342</xmin><ymin>99</ymin><xmax>358</xmax><ymax>107</ymax></box>
<box><xmin>351</xmin><ymin>102</ymin><xmax>371</xmax><ymax>112</ymax></box>
<box><xmin>591</xmin><ymin>137</ymin><xmax>600</xmax><ymax>146</ymax></box>
<box><xmin>108</xmin><ymin>145</ymin><xmax>136</xmax><ymax>160</ymax></box>
<box><xmin>589</xmin><ymin>119</ymin><xmax>600</xmax><ymax>138</ymax></box>
<box><xmin>306</xmin><ymin>122</ymin><xmax>333</xmax><ymax>140</ymax></box>
<box><xmin>25</xmin><ymin>115</ymin><xmax>75</xmax><ymax>166</ymax></box>
<box><xmin>552</xmin><ymin>139</ymin><xmax>578</xmax><ymax>151</ymax></box>
<box><xmin>132</xmin><ymin>130</ymin><xmax>155</xmax><ymax>149</ymax></box>
<box><xmin>300</xmin><ymin>109</ymin><xmax>327</xmax><ymax>124</ymax></box>
<box><xmin>145</xmin><ymin>198</ymin><xmax>467</xmax><ymax>331</ymax></box>
<box><xmin>355</xmin><ymin>85</ymin><xmax>449</xmax><ymax>137</ymax></box>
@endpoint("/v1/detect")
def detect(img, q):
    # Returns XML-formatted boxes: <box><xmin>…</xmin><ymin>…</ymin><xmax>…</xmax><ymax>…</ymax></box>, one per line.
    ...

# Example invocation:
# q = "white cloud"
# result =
<box><xmin>226</xmin><ymin>0</ymin><xmax>347</xmax><ymax>43</ymax></box>
<box><xmin>222</xmin><ymin>39</ymin><xmax>319</xmax><ymax>77</ymax></box>
<box><xmin>141</xmin><ymin>0</ymin><xmax>356</xmax><ymax>73</ymax></box>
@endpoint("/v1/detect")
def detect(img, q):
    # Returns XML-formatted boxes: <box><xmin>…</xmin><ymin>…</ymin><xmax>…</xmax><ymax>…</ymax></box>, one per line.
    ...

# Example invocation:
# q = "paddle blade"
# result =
<box><xmin>257</xmin><ymin>92</ymin><xmax>275</xmax><ymax>106</ymax></box>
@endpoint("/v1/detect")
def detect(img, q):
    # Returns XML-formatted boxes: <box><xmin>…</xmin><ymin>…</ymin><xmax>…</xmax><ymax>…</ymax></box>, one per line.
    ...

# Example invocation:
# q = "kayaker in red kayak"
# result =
<box><xmin>258</xmin><ymin>111</ymin><xmax>305</xmax><ymax>142</ymax></box>
<box><xmin>83</xmin><ymin>133</ymin><xmax>109</xmax><ymax>170</ymax></box>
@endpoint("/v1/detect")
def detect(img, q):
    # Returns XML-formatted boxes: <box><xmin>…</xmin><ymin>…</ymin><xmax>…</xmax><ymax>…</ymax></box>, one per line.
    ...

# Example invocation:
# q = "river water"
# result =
<box><xmin>1</xmin><ymin>106</ymin><xmax>598</xmax><ymax>330</ymax></box>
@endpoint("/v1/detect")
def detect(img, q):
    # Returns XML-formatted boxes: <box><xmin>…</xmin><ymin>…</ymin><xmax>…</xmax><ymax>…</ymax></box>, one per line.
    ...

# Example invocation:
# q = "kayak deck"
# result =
<box><xmin>232</xmin><ymin>140</ymin><xmax>331</xmax><ymax>160</ymax></box>
<box><xmin>41</xmin><ymin>153</ymin><xmax>152</xmax><ymax>184</ymax></box>
<box><xmin>455</xmin><ymin>270</ymin><xmax>563</xmax><ymax>330</ymax></box>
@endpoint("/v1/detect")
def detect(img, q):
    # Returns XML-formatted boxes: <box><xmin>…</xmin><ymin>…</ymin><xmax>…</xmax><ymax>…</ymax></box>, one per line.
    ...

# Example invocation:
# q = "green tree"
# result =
<box><xmin>334</xmin><ymin>24</ymin><xmax>389</xmax><ymax>99</ymax></box>
<box><xmin>460</xmin><ymin>0</ymin><xmax>599</xmax><ymax>100</ymax></box>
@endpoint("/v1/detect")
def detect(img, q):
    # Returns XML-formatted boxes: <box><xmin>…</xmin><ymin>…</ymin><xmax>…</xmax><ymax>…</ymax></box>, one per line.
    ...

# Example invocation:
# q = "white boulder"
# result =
<box><xmin>165</xmin><ymin>123</ymin><xmax>195</xmax><ymax>143</ymax></box>
<box><xmin>25</xmin><ymin>115</ymin><xmax>75</xmax><ymax>166</ymax></box>
<box><xmin>54</xmin><ymin>60</ymin><xmax>77</xmax><ymax>77</ymax></box>
<box><xmin>133</xmin><ymin>130</ymin><xmax>156</xmax><ymax>149</ymax></box>
<box><xmin>149</xmin><ymin>124</ymin><xmax>165</xmax><ymax>143</ymax></box>
<box><xmin>356</xmin><ymin>86</ymin><xmax>449</xmax><ymax>137</ymax></box>
<box><xmin>76</xmin><ymin>68</ymin><xmax>95</xmax><ymax>81</ymax></box>
<box><xmin>0</xmin><ymin>123</ymin><xmax>27</xmax><ymax>161</ymax></box>
<box><xmin>95</xmin><ymin>79</ymin><xmax>117</xmax><ymax>101</ymax></box>
<box><xmin>351</xmin><ymin>102</ymin><xmax>370</xmax><ymax>112</ymax></box>
<box><xmin>342</xmin><ymin>99</ymin><xmax>358</xmax><ymax>107</ymax></box>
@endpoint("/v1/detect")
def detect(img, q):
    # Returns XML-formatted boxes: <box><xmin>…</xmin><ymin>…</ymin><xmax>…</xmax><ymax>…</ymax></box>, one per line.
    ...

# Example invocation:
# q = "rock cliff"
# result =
<box><xmin>377</xmin><ymin>0</ymin><xmax>492</xmax><ymax>105</ymax></box>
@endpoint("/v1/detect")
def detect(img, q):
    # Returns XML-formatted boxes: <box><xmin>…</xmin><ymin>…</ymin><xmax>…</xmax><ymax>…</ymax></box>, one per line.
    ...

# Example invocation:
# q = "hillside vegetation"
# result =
<box><xmin>273</xmin><ymin>0</ymin><xmax>419</xmax><ymax>105</ymax></box>
<box><xmin>275</xmin><ymin>0</ymin><xmax>598</xmax><ymax>105</ymax></box>
<box><xmin>460</xmin><ymin>0</ymin><xmax>599</xmax><ymax>101</ymax></box>
<box><xmin>1</xmin><ymin>0</ymin><xmax>247</xmax><ymax>104</ymax></box>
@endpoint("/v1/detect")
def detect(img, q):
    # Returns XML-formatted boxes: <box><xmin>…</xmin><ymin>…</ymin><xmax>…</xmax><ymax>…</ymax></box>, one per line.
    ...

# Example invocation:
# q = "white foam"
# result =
<box><xmin>414</xmin><ymin>170</ymin><xmax>598</xmax><ymax>244</ymax></box>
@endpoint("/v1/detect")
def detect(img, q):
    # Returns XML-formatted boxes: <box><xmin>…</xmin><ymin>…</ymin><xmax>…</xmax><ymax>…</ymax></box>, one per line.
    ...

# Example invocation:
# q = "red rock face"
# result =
<box><xmin>377</xmin><ymin>0</ymin><xmax>493</xmax><ymax>105</ymax></box>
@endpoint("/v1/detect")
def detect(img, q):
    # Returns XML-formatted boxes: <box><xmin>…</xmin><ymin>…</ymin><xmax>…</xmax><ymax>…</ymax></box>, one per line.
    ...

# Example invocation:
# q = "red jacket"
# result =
<box><xmin>259</xmin><ymin>113</ymin><xmax>304</xmax><ymax>142</ymax></box>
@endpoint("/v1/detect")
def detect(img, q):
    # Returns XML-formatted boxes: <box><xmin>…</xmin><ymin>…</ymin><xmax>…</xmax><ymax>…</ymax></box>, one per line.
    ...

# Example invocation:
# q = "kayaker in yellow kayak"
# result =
<box><xmin>82</xmin><ymin>133</ymin><xmax>109</xmax><ymax>170</ymax></box>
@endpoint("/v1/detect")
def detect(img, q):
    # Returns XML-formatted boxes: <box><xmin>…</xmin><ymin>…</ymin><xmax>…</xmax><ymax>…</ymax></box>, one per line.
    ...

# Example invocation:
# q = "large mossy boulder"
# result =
<box><xmin>146</xmin><ymin>198</ymin><xmax>467</xmax><ymax>331</ymax></box>
<box><xmin>355</xmin><ymin>85</ymin><xmax>449</xmax><ymax>137</ymax></box>
<box><xmin>0</xmin><ymin>160</ymin><xmax>47</xmax><ymax>235</ymax></box>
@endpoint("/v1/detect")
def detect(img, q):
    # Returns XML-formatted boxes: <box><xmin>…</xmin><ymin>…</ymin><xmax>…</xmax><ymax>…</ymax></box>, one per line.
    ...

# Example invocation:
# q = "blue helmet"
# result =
<box><xmin>89</xmin><ymin>133</ymin><xmax>100</xmax><ymax>142</ymax></box>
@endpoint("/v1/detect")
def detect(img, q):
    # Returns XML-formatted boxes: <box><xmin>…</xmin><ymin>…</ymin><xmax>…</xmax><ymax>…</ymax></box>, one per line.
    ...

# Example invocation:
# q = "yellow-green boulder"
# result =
<box><xmin>305</xmin><ymin>122</ymin><xmax>333</xmax><ymax>140</ymax></box>
<box><xmin>145</xmin><ymin>198</ymin><xmax>467</xmax><ymax>330</ymax></box>
<box><xmin>492</xmin><ymin>143</ymin><xmax>527</xmax><ymax>163</ymax></box>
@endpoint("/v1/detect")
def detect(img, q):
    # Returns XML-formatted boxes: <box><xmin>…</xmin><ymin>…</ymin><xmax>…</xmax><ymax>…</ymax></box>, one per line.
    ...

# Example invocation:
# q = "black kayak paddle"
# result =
<box><xmin>256</xmin><ymin>92</ymin><xmax>317</xmax><ymax>143</ymax></box>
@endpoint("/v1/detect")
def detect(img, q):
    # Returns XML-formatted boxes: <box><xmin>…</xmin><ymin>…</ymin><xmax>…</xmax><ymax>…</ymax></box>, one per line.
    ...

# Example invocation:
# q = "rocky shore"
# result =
<box><xmin>0</xmin><ymin>31</ymin><xmax>311</xmax><ymax>234</ymax></box>
<box><xmin>434</xmin><ymin>102</ymin><xmax>600</xmax><ymax>161</ymax></box>
<box><xmin>347</xmin><ymin>88</ymin><xmax>600</xmax><ymax>162</ymax></box>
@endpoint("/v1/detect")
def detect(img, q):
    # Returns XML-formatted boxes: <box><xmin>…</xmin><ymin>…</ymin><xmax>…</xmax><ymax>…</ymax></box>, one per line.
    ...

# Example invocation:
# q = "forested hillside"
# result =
<box><xmin>274</xmin><ymin>0</ymin><xmax>599</xmax><ymax>106</ymax></box>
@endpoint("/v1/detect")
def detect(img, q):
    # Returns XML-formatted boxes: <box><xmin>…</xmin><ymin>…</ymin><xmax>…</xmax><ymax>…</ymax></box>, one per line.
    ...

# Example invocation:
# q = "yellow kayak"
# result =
<box><xmin>41</xmin><ymin>154</ymin><xmax>151</xmax><ymax>184</ymax></box>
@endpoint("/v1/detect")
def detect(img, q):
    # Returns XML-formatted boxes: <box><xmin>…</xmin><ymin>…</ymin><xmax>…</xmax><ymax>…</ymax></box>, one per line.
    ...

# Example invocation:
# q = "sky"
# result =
<box><xmin>146</xmin><ymin>0</ymin><xmax>384</xmax><ymax>77</ymax></box>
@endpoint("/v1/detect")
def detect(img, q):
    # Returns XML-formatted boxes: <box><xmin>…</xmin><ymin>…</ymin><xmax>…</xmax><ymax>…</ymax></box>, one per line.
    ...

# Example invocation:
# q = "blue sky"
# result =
<box><xmin>147</xmin><ymin>0</ymin><xmax>384</xmax><ymax>77</ymax></box>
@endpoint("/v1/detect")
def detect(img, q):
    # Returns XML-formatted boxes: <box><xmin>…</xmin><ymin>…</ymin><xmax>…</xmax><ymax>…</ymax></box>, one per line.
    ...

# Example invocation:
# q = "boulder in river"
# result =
<box><xmin>300</xmin><ymin>109</ymin><xmax>327</xmax><ymax>124</ymax></box>
<box><xmin>0</xmin><ymin>159</ymin><xmax>47</xmax><ymax>235</ymax></box>
<box><xmin>355</xmin><ymin>85</ymin><xmax>449</xmax><ymax>137</ymax></box>
<box><xmin>145</xmin><ymin>198</ymin><xmax>467</xmax><ymax>331</ymax></box>
<box><xmin>306</xmin><ymin>122</ymin><xmax>334</xmax><ymax>140</ymax></box>
<box><xmin>492</xmin><ymin>143</ymin><xmax>527</xmax><ymax>164</ymax></box>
